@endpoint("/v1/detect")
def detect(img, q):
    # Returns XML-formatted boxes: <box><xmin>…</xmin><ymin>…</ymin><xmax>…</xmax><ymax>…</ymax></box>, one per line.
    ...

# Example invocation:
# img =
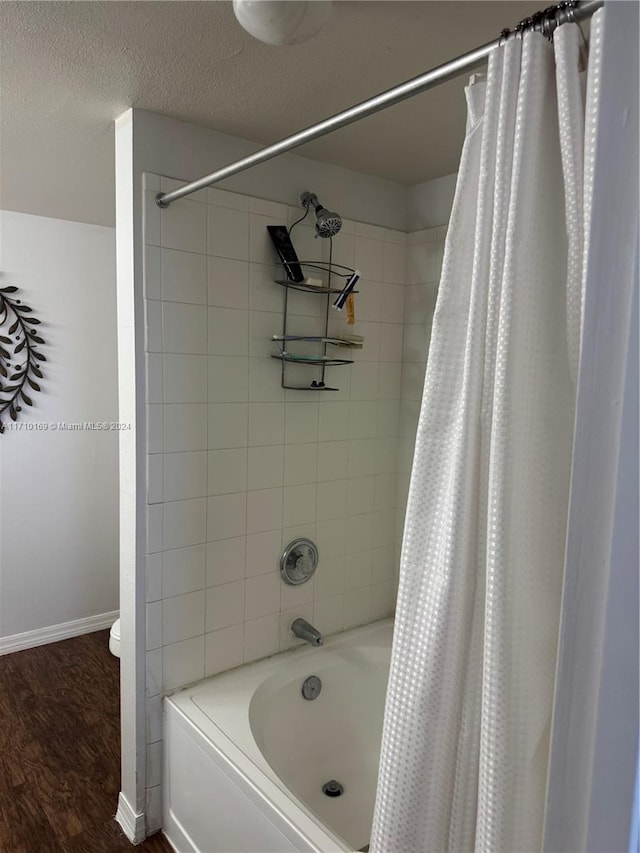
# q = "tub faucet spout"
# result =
<box><xmin>290</xmin><ymin>618</ymin><xmax>323</xmax><ymax>647</ymax></box>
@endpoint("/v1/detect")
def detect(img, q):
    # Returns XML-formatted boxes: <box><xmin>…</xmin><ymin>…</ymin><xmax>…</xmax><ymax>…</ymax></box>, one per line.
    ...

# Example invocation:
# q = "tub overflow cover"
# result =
<box><xmin>301</xmin><ymin>675</ymin><xmax>322</xmax><ymax>700</ymax></box>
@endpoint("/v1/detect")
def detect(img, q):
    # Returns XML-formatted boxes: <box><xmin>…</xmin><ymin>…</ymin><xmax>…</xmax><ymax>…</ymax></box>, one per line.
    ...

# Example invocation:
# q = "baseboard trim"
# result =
<box><xmin>0</xmin><ymin>610</ymin><xmax>119</xmax><ymax>656</ymax></box>
<box><xmin>116</xmin><ymin>792</ymin><xmax>147</xmax><ymax>844</ymax></box>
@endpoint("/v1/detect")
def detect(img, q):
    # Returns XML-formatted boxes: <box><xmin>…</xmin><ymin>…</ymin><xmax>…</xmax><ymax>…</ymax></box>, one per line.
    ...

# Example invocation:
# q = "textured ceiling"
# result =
<box><xmin>0</xmin><ymin>0</ymin><xmax>540</xmax><ymax>226</ymax></box>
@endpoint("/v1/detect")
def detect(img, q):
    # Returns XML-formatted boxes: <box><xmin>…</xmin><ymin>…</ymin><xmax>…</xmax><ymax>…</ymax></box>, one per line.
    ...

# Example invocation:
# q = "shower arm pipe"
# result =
<box><xmin>155</xmin><ymin>0</ymin><xmax>603</xmax><ymax>209</ymax></box>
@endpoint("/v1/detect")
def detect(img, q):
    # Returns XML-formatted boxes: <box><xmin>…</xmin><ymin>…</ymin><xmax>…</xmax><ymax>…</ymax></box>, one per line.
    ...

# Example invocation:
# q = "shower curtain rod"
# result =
<box><xmin>155</xmin><ymin>0</ymin><xmax>603</xmax><ymax>209</ymax></box>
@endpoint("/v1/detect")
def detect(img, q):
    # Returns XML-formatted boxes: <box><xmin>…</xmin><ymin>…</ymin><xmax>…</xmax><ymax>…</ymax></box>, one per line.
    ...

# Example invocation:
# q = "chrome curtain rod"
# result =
<box><xmin>156</xmin><ymin>0</ymin><xmax>603</xmax><ymax>209</ymax></box>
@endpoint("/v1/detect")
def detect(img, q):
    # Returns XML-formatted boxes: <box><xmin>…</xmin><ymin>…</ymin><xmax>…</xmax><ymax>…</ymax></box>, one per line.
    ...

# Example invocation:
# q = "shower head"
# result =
<box><xmin>300</xmin><ymin>191</ymin><xmax>342</xmax><ymax>238</ymax></box>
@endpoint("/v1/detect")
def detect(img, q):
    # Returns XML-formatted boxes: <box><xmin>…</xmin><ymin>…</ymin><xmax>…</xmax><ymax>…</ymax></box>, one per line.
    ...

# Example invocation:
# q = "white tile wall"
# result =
<box><xmin>163</xmin><ymin>498</ymin><xmax>206</xmax><ymax>550</ymax></box>
<box><xmin>247</xmin><ymin>487</ymin><xmax>283</xmax><ymax>534</ymax></box>
<box><xmin>162</xmin><ymin>635</ymin><xmax>204</xmax><ymax>691</ymax></box>
<box><xmin>208</xmin><ymin>257</ymin><xmax>249</xmax><ymax>309</ymax></box>
<box><xmin>245</xmin><ymin>529</ymin><xmax>281</xmax><ymax>577</ymax></box>
<box><xmin>164</xmin><ymin>451</ymin><xmax>207</xmax><ymax>501</ymax></box>
<box><xmin>208</xmin><ymin>402</ymin><xmax>248</xmax><ymax>449</ymax></box>
<box><xmin>244</xmin><ymin>613</ymin><xmax>280</xmax><ymax>662</ymax></box>
<box><xmin>162</xmin><ymin>591</ymin><xmax>205</xmax><ymax>645</ymax></box>
<box><xmin>145</xmin><ymin>187</ymin><xmax>405</xmax><ymax>667</ymax></box>
<box><xmin>163</xmin><ymin>354</ymin><xmax>207</xmax><ymax>403</ymax></box>
<box><xmin>161</xmin><ymin>198</ymin><xmax>207</xmax><ymax>255</ymax></box>
<box><xmin>163</xmin><ymin>302</ymin><xmax>208</xmax><ymax>354</ymax></box>
<box><xmin>247</xmin><ymin>446</ymin><xmax>283</xmax><ymax>491</ymax></box>
<box><xmin>207</xmin><ymin>448</ymin><xmax>248</xmax><ymax>495</ymax></box>
<box><xmin>207</xmin><ymin>356</ymin><xmax>249</xmax><ymax>402</ymax></box>
<box><xmin>206</xmin><ymin>580</ymin><xmax>245</xmax><ymax>630</ymax></box>
<box><xmin>205</xmin><ymin>624</ymin><xmax>244</xmax><ymax>676</ymax></box>
<box><xmin>207</xmin><ymin>492</ymin><xmax>247</xmax><ymax>541</ymax></box>
<box><xmin>164</xmin><ymin>404</ymin><xmax>207</xmax><ymax>452</ymax></box>
<box><xmin>141</xmin><ymin>173</ymin><xmax>446</xmax><ymax>809</ymax></box>
<box><xmin>206</xmin><ymin>536</ymin><xmax>245</xmax><ymax>587</ymax></box>
<box><xmin>162</xmin><ymin>544</ymin><xmax>206</xmax><ymax>598</ymax></box>
<box><xmin>162</xmin><ymin>248</ymin><xmax>206</xmax><ymax>304</ymax></box>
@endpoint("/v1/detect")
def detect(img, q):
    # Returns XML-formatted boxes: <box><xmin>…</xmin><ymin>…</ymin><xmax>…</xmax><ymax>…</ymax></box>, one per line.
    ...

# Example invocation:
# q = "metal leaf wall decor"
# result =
<box><xmin>0</xmin><ymin>285</ymin><xmax>46</xmax><ymax>433</ymax></box>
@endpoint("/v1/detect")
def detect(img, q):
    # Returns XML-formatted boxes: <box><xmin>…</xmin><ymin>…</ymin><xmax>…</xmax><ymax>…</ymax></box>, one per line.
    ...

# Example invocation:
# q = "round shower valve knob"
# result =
<box><xmin>280</xmin><ymin>538</ymin><xmax>319</xmax><ymax>585</ymax></box>
<box><xmin>296</xmin><ymin>553</ymin><xmax>312</xmax><ymax>573</ymax></box>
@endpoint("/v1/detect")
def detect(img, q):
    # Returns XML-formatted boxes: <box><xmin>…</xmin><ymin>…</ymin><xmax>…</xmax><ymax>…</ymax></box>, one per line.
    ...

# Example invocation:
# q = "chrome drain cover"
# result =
<box><xmin>322</xmin><ymin>779</ymin><xmax>344</xmax><ymax>797</ymax></box>
<box><xmin>301</xmin><ymin>675</ymin><xmax>322</xmax><ymax>700</ymax></box>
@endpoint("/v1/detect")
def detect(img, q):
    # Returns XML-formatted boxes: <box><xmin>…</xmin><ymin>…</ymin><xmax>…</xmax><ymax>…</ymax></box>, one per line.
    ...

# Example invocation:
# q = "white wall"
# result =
<box><xmin>0</xmin><ymin>210</ymin><xmax>119</xmax><ymax>651</ymax></box>
<box><xmin>143</xmin><ymin>179</ymin><xmax>403</xmax><ymax>697</ymax></box>
<box><xmin>115</xmin><ymin>108</ymin><xmax>422</xmax><ymax>838</ymax></box>
<box><xmin>133</xmin><ymin>110</ymin><xmax>410</xmax><ymax>232</ymax></box>
<box><xmin>137</xmin><ymin>174</ymin><xmax>449</xmax><ymax>838</ymax></box>
<box><xmin>408</xmin><ymin>172</ymin><xmax>457</xmax><ymax>231</ymax></box>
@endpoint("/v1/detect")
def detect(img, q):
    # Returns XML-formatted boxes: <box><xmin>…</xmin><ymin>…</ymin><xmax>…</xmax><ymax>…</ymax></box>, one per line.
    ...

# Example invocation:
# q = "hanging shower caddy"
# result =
<box><xmin>271</xmin><ymin>260</ymin><xmax>360</xmax><ymax>391</ymax></box>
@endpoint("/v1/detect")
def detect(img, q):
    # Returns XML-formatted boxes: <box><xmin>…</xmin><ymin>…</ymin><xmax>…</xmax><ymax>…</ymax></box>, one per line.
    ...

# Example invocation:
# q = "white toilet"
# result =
<box><xmin>109</xmin><ymin>617</ymin><xmax>121</xmax><ymax>658</ymax></box>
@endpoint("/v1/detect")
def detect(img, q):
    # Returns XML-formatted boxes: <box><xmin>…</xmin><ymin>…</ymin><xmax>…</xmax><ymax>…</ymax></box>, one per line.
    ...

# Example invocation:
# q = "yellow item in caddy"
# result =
<box><xmin>346</xmin><ymin>293</ymin><xmax>355</xmax><ymax>325</ymax></box>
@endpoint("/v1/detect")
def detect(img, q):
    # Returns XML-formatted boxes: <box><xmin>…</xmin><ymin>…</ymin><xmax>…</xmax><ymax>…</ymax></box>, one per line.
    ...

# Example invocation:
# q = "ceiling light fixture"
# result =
<box><xmin>232</xmin><ymin>0</ymin><xmax>333</xmax><ymax>46</ymax></box>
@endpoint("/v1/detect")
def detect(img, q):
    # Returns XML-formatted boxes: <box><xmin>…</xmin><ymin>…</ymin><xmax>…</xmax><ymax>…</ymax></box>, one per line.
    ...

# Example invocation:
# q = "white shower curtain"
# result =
<box><xmin>371</xmin><ymin>13</ymin><xmax>604</xmax><ymax>853</ymax></box>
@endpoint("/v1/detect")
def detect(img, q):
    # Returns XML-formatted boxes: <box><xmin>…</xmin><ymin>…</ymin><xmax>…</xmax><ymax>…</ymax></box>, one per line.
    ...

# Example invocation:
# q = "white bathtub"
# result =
<box><xmin>163</xmin><ymin>618</ymin><xmax>392</xmax><ymax>853</ymax></box>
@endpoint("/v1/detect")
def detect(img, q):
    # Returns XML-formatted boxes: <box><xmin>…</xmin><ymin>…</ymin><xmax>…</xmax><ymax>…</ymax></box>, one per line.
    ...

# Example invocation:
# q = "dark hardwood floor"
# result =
<box><xmin>0</xmin><ymin>631</ymin><xmax>172</xmax><ymax>852</ymax></box>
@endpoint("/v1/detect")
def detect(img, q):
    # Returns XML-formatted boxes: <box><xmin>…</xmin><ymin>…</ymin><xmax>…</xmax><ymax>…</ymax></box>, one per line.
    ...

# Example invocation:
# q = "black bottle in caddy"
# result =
<box><xmin>266</xmin><ymin>225</ymin><xmax>305</xmax><ymax>283</ymax></box>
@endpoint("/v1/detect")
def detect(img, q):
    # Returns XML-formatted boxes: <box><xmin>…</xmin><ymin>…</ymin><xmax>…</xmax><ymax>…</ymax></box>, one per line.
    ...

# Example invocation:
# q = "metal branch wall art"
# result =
<box><xmin>0</xmin><ymin>285</ymin><xmax>46</xmax><ymax>433</ymax></box>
